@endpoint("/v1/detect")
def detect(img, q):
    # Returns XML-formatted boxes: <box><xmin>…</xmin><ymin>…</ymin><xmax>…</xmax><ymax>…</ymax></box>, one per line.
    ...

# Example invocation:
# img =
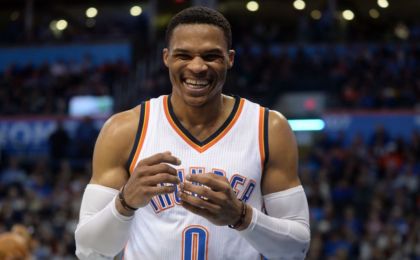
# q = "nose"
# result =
<box><xmin>187</xmin><ymin>56</ymin><xmax>208</xmax><ymax>74</ymax></box>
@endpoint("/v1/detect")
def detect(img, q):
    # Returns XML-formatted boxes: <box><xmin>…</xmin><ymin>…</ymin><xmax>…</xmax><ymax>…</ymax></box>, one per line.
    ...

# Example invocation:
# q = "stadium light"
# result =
<box><xmin>377</xmin><ymin>0</ymin><xmax>389</xmax><ymax>8</ymax></box>
<box><xmin>369</xmin><ymin>9</ymin><xmax>380</xmax><ymax>19</ymax></box>
<box><xmin>293</xmin><ymin>0</ymin><xmax>305</xmax><ymax>10</ymax></box>
<box><xmin>342</xmin><ymin>10</ymin><xmax>355</xmax><ymax>21</ymax></box>
<box><xmin>130</xmin><ymin>6</ymin><xmax>143</xmax><ymax>16</ymax></box>
<box><xmin>395</xmin><ymin>23</ymin><xmax>409</xmax><ymax>40</ymax></box>
<box><xmin>86</xmin><ymin>7</ymin><xmax>98</xmax><ymax>18</ymax></box>
<box><xmin>288</xmin><ymin>119</ymin><xmax>325</xmax><ymax>132</ymax></box>
<box><xmin>56</xmin><ymin>19</ymin><xmax>68</xmax><ymax>31</ymax></box>
<box><xmin>246</xmin><ymin>1</ymin><xmax>259</xmax><ymax>12</ymax></box>
<box><xmin>310</xmin><ymin>10</ymin><xmax>322</xmax><ymax>20</ymax></box>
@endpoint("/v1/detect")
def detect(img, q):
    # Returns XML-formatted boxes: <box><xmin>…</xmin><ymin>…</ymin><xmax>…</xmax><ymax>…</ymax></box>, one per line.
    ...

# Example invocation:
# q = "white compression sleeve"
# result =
<box><xmin>239</xmin><ymin>185</ymin><xmax>310</xmax><ymax>260</ymax></box>
<box><xmin>75</xmin><ymin>184</ymin><xmax>134</xmax><ymax>260</ymax></box>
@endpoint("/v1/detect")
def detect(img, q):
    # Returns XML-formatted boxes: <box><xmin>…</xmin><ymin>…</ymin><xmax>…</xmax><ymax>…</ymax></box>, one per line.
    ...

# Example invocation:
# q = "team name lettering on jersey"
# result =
<box><xmin>150</xmin><ymin>167</ymin><xmax>257</xmax><ymax>214</ymax></box>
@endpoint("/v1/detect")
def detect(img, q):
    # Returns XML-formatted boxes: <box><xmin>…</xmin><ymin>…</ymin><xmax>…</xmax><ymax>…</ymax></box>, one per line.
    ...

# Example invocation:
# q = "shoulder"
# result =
<box><xmin>267</xmin><ymin>110</ymin><xmax>293</xmax><ymax>136</ymax></box>
<box><xmin>238</xmin><ymin>98</ymin><xmax>292</xmax><ymax>137</ymax></box>
<box><xmin>89</xmin><ymin>105</ymin><xmax>142</xmax><ymax>186</ymax></box>
<box><xmin>99</xmin><ymin>106</ymin><xmax>141</xmax><ymax>142</ymax></box>
<box><xmin>266</xmin><ymin>109</ymin><xmax>296</xmax><ymax>154</ymax></box>
<box><xmin>92</xmin><ymin>106</ymin><xmax>141</xmax><ymax>179</ymax></box>
<box><xmin>265</xmin><ymin>109</ymin><xmax>297</xmax><ymax>163</ymax></box>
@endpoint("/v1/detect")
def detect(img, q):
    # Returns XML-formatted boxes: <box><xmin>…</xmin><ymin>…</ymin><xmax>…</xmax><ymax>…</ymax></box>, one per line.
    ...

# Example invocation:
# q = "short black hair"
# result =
<box><xmin>165</xmin><ymin>6</ymin><xmax>232</xmax><ymax>49</ymax></box>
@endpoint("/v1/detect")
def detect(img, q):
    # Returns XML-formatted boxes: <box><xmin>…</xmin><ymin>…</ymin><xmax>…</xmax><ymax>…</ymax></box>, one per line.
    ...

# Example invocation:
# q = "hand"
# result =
<box><xmin>121</xmin><ymin>152</ymin><xmax>181</xmax><ymax>211</ymax></box>
<box><xmin>179</xmin><ymin>173</ymin><xmax>243</xmax><ymax>226</ymax></box>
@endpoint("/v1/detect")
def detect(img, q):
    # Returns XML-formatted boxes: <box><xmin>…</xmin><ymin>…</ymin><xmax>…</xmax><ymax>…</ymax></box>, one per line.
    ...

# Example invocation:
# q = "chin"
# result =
<box><xmin>183</xmin><ymin>95</ymin><xmax>210</xmax><ymax>107</ymax></box>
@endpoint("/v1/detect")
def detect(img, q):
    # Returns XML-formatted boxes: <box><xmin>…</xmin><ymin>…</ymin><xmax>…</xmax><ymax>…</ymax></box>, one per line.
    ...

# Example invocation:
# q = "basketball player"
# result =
<box><xmin>75</xmin><ymin>6</ymin><xmax>310</xmax><ymax>260</ymax></box>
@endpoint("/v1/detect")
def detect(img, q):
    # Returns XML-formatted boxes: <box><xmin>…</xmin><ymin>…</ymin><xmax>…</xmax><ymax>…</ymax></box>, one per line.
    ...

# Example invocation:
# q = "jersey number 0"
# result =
<box><xmin>182</xmin><ymin>225</ymin><xmax>208</xmax><ymax>260</ymax></box>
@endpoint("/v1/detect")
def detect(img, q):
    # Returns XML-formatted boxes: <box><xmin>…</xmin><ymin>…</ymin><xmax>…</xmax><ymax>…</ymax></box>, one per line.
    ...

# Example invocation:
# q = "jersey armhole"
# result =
<box><xmin>125</xmin><ymin>101</ymin><xmax>148</xmax><ymax>174</ymax></box>
<box><xmin>258</xmin><ymin>107</ymin><xmax>270</xmax><ymax>173</ymax></box>
<box><xmin>263</xmin><ymin>108</ymin><xmax>269</xmax><ymax>167</ymax></box>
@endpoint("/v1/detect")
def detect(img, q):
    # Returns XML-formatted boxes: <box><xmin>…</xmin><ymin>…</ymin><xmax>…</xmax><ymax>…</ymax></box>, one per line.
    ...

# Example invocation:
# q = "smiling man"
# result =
<box><xmin>75</xmin><ymin>6</ymin><xmax>310</xmax><ymax>260</ymax></box>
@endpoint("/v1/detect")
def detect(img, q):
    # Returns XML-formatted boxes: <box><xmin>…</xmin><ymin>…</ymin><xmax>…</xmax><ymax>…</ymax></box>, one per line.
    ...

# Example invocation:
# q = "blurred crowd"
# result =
<box><xmin>0</xmin><ymin>157</ymin><xmax>86</xmax><ymax>259</ymax></box>
<box><xmin>1</xmin><ymin>6</ymin><xmax>420</xmax><ymax>45</ymax></box>
<box><xmin>229</xmin><ymin>43</ymin><xmax>419</xmax><ymax>109</ymax></box>
<box><xmin>0</xmin><ymin>117</ymin><xmax>99</xmax><ymax>259</ymax></box>
<box><xmin>302</xmin><ymin>127</ymin><xmax>420</xmax><ymax>259</ymax></box>
<box><xmin>0</xmin><ymin>123</ymin><xmax>418</xmax><ymax>259</ymax></box>
<box><xmin>0</xmin><ymin>57</ymin><xmax>129</xmax><ymax>116</ymax></box>
<box><xmin>1</xmin><ymin>42</ymin><xmax>418</xmax><ymax>116</ymax></box>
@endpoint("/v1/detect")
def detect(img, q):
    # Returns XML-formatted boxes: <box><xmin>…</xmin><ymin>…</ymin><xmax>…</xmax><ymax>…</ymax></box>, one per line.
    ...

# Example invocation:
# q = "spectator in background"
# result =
<box><xmin>74</xmin><ymin>116</ymin><xmax>99</xmax><ymax>159</ymax></box>
<box><xmin>48</xmin><ymin>120</ymin><xmax>70</xmax><ymax>163</ymax></box>
<box><xmin>0</xmin><ymin>224</ymin><xmax>33</xmax><ymax>260</ymax></box>
<box><xmin>0</xmin><ymin>157</ymin><xmax>27</xmax><ymax>186</ymax></box>
<box><xmin>0</xmin><ymin>146</ymin><xmax>6</xmax><ymax>172</ymax></box>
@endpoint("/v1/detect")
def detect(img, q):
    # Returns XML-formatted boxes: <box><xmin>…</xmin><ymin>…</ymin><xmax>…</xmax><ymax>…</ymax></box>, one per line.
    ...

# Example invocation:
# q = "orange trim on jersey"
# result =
<box><xmin>258</xmin><ymin>107</ymin><xmax>266</xmax><ymax>171</ymax></box>
<box><xmin>163</xmin><ymin>95</ymin><xmax>245</xmax><ymax>153</ymax></box>
<box><xmin>192</xmin><ymin>233</ymin><xmax>198</xmax><ymax>260</ymax></box>
<box><xmin>129</xmin><ymin>101</ymin><xmax>150</xmax><ymax>173</ymax></box>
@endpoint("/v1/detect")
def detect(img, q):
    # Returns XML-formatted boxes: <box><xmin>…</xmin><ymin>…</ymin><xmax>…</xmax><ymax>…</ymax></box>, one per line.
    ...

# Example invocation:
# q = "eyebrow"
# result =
<box><xmin>172</xmin><ymin>48</ymin><xmax>225</xmax><ymax>55</ymax></box>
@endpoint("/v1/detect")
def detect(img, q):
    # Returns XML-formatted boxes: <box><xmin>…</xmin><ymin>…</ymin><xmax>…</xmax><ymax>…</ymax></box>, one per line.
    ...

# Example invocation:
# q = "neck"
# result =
<box><xmin>169</xmin><ymin>94</ymin><xmax>236</xmax><ymax>142</ymax></box>
<box><xmin>170</xmin><ymin>94</ymin><xmax>225</xmax><ymax>127</ymax></box>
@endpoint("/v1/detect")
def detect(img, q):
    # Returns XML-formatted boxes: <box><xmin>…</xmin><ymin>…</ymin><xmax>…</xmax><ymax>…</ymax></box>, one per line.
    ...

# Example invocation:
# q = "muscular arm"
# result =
<box><xmin>239</xmin><ymin>110</ymin><xmax>310</xmax><ymax>259</ymax></box>
<box><xmin>90</xmin><ymin>110</ymin><xmax>137</xmax><ymax>189</ymax></box>
<box><xmin>262</xmin><ymin>110</ymin><xmax>301</xmax><ymax>194</ymax></box>
<box><xmin>74</xmin><ymin>108</ymin><xmax>139</xmax><ymax>259</ymax></box>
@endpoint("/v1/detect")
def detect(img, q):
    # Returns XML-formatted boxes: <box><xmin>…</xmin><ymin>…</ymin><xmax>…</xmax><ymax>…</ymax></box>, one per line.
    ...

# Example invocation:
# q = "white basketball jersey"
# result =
<box><xmin>123</xmin><ymin>95</ymin><xmax>269</xmax><ymax>260</ymax></box>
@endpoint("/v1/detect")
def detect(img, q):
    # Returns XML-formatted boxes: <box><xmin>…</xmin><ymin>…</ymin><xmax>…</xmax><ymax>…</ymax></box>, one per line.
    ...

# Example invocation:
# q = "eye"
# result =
<box><xmin>203</xmin><ymin>54</ymin><xmax>223</xmax><ymax>61</ymax></box>
<box><xmin>175</xmin><ymin>54</ymin><xmax>191</xmax><ymax>60</ymax></box>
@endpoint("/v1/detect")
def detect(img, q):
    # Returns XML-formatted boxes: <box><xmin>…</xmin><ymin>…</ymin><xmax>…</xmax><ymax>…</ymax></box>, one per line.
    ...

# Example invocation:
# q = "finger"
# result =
<box><xmin>181</xmin><ymin>182</ymin><xmax>225</xmax><ymax>205</ymax></box>
<box><xmin>181</xmin><ymin>197</ymin><xmax>216</xmax><ymax>219</ymax></box>
<box><xmin>138</xmin><ymin>152</ymin><xmax>181</xmax><ymax>167</ymax></box>
<box><xmin>139</xmin><ymin>163</ymin><xmax>178</xmax><ymax>177</ymax></box>
<box><xmin>179</xmin><ymin>190</ymin><xmax>222</xmax><ymax>213</ymax></box>
<box><xmin>142</xmin><ymin>173</ymin><xmax>180</xmax><ymax>186</ymax></box>
<box><xmin>186</xmin><ymin>173</ymin><xmax>229</xmax><ymax>192</ymax></box>
<box><xmin>145</xmin><ymin>185</ymin><xmax>177</xmax><ymax>197</ymax></box>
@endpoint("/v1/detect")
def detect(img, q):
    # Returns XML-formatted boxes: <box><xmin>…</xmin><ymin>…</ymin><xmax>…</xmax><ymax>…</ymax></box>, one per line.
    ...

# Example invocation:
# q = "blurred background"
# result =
<box><xmin>0</xmin><ymin>0</ymin><xmax>418</xmax><ymax>259</ymax></box>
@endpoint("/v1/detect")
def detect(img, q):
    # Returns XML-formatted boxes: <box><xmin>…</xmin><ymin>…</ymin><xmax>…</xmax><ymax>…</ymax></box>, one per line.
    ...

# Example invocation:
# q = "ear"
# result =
<box><xmin>227</xmin><ymin>50</ymin><xmax>235</xmax><ymax>69</ymax></box>
<box><xmin>163</xmin><ymin>48</ymin><xmax>169</xmax><ymax>67</ymax></box>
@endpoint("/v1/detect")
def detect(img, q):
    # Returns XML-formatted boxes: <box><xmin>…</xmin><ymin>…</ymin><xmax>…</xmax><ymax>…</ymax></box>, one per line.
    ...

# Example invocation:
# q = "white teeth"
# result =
<box><xmin>184</xmin><ymin>79</ymin><xmax>209</xmax><ymax>87</ymax></box>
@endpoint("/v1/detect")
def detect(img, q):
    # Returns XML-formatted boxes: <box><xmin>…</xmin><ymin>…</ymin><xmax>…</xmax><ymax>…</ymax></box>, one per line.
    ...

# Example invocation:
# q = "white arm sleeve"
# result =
<box><xmin>75</xmin><ymin>184</ymin><xmax>134</xmax><ymax>260</ymax></box>
<box><xmin>239</xmin><ymin>185</ymin><xmax>310</xmax><ymax>260</ymax></box>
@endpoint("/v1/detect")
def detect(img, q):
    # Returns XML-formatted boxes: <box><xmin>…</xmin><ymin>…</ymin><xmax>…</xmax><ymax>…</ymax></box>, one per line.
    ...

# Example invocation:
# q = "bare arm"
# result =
<box><xmin>90</xmin><ymin>107</ymin><xmax>139</xmax><ymax>189</ymax></box>
<box><xmin>89</xmin><ymin>107</ymin><xmax>139</xmax><ymax>216</ymax></box>
<box><xmin>74</xmin><ymin>108</ymin><xmax>139</xmax><ymax>259</ymax></box>
<box><xmin>262</xmin><ymin>110</ymin><xmax>301</xmax><ymax>195</ymax></box>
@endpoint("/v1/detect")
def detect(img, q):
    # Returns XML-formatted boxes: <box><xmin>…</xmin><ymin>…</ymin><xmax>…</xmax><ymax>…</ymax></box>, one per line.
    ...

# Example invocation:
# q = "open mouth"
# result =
<box><xmin>183</xmin><ymin>78</ymin><xmax>211</xmax><ymax>89</ymax></box>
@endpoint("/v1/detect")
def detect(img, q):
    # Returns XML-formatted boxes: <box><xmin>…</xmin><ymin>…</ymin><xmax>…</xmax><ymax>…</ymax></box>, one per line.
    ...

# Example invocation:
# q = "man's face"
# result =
<box><xmin>163</xmin><ymin>24</ymin><xmax>235</xmax><ymax>107</ymax></box>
